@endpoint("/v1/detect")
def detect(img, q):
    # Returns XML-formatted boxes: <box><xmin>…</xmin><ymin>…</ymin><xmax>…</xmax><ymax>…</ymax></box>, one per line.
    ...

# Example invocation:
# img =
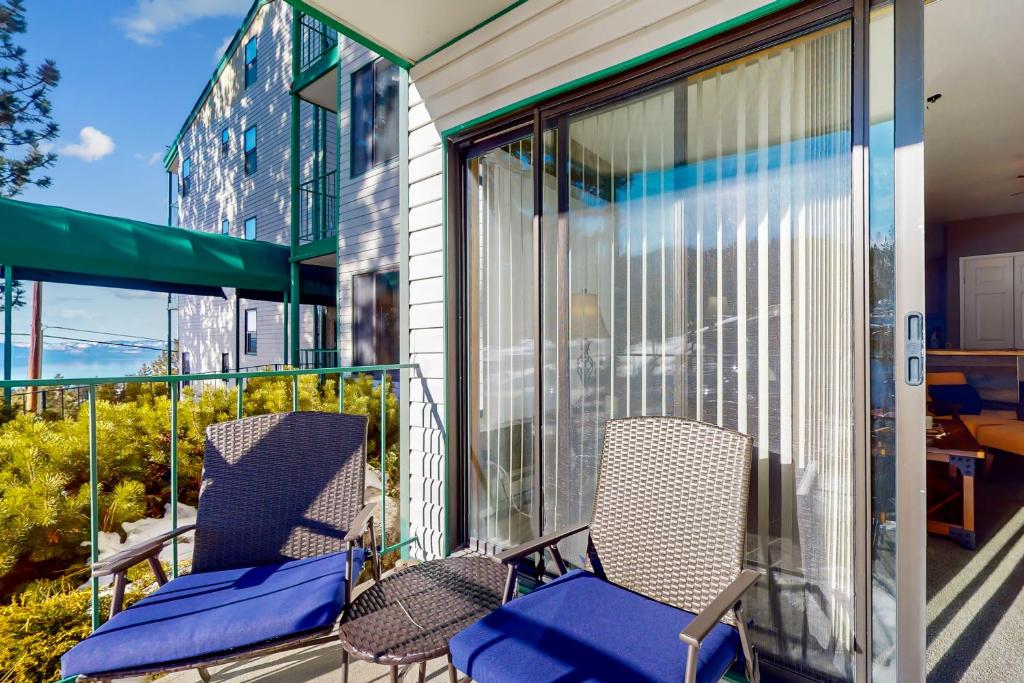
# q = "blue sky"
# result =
<box><xmin>4</xmin><ymin>0</ymin><xmax>253</xmax><ymax>378</ymax></box>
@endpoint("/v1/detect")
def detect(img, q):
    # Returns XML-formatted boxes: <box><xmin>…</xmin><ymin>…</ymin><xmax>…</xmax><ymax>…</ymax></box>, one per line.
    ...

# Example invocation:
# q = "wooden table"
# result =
<box><xmin>927</xmin><ymin>417</ymin><xmax>986</xmax><ymax>549</ymax></box>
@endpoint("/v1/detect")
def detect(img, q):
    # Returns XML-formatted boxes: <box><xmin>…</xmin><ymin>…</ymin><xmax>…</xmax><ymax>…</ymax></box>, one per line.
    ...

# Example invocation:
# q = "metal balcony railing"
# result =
<box><xmin>0</xmin><ymin>363</ymin><xmax>418</xmax><ymax>634</ymax></box>
<box><xmin>298</xmin><ymin>170</ymin><xmax>338</xmax><ymax>245</ymax></box>
<box><xmin>298</xmin><ymin>14</ymin><xmax>338</xmax><ymax>73</ymax></box>
<box><xmin>300</xmin><ymin>348</ymin><xmax>338</xmax><ymax>369</ymax></box>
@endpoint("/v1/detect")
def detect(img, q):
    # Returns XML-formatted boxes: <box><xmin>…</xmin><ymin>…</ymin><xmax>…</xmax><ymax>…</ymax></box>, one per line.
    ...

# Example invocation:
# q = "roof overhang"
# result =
<box><xmin>288</xmin><ymin>0</ymin><xmax>523</xmax><ymax>67</ymax></box>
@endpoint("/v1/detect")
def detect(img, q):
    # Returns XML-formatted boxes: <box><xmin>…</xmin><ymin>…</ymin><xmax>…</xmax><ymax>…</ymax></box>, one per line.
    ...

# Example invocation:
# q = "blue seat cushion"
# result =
<box><xmin>62</xmin><ymin>549</ymin><xmax>363</xmax><ymax>678</ymax></box>
<box><xmin>928</xmin><ymin>383</ymin><xmax>983</xmax><ymax>415</ymax></box>
<box><xmin>450</xmin><ymin>569</ymin><xmax>741</xmax><ymax>683</ymax></box>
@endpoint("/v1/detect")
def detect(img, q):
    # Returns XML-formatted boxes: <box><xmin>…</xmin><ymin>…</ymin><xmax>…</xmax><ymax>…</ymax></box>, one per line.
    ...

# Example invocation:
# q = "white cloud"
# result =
<box><xmin>60</xmin><ymin>127</ymin><xmax>115</xmax><ymax>162</ymax></box>
<box><xmin>134</xmin><ymin>151</ymin><xmax>164</xmax><ymax>166</ymax></box>
<box><xmin>118</xmin><ymin>0</ymin><xmax>251</xmax><ymax>46</ymax></box>
<box><xmin>213</xmin><ymin>34</ymin><xmax>233</xmax><ymax>65</ymax></box>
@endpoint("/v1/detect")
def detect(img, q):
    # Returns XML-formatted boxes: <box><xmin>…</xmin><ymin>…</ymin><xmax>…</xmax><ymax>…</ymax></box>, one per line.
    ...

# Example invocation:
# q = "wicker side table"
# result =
<box><xmin>339</xmin><ymin>555</ymin><xmax>506</xmax><ymax>683</ymax></box>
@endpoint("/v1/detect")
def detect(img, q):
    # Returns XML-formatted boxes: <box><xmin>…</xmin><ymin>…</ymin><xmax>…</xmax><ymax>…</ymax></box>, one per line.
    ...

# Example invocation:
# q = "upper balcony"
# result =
<box><xmin>293</xmin><ymin>13</ymin><xmax>340</xmax><ymax>112</ymax></box>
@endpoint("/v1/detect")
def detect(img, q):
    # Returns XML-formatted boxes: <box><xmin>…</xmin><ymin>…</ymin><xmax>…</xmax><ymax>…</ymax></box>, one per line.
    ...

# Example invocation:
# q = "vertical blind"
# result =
<box><xmin>467</xmin><ymin>22</ymin><xmax>856</xmax><ymax>681</ymax></box>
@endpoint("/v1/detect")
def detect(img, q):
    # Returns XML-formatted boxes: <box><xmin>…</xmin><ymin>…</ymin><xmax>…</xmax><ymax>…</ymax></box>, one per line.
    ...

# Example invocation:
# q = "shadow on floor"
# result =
<box><xmin>927</xmin><ymin>454</ymin><xmax>1024</xmax><ymax>682</ymax></box>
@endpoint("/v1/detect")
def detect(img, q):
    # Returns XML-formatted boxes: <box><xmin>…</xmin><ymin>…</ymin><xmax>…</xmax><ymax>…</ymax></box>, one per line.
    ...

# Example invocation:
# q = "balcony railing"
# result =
<box><xmin>298</xmin><ymin>14</ymin><xmax>338</xmax><ymax>73</ymax></box>
<box><xmin>300</xmin><ymin>347</ymin><xmax>338</xmax><ymax>369</ymax></box>
<box><xmin>0</xmin><ymin>363</ymin><xmax>417</xmax><ymax>637</ymax></box>
<box><xmin>298</xmin><ymin>170</ymin><xmax>338</xmax><ymax>245</ymax></box>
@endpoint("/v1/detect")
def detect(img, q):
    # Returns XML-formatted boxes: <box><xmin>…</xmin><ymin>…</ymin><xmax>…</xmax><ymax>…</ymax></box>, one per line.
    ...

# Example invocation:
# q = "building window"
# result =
<box><xmin>244</xmin><ymin>125</ymin><xmax>257</xmax><ymax>175</ymax></box>
<box><xmin>181</xmin><ymin>158</ymin><xmax>192</xmax><ymax>196</ymax></box>
<box><xmin>352</xmin><ymin>270</ymin><xmax>399</xmax><ymax>366</ymax></box>
<box><xmin>244</xmin><ymin>37</ymin><xmax>257</xmax><ymax>88</ymax></box>
<box><xmin>350</xmin><ymin>58</ymin><xmax>399</xmax><ymax>177</ymax></box>
<box><xmin>221</xmin><ymin>218</ymin><xmax>229</xmax><ymax>235</ymax></box>
<box><xmin>220</xmin><ymin>127</ymin><xmax>230</xmax><ymax>155</ymax></box>
<box><xmin>244</xmin><ymin>308</ymin><xmax>258</xmax><ymax>355</ymax></box>
<box><xmin>181</xmin><ymin>351</ymin><xmax>191</xmax><ymax>375</ymax></box>
<box><xmin>221</xmin><ymin>352</ymin><xmax>230</xmax><ymax>373</ymax></box>
<box><xmin>244</xmin><ymin>216</ymin><xmax>256</xmax><ymax>240</ymax></box>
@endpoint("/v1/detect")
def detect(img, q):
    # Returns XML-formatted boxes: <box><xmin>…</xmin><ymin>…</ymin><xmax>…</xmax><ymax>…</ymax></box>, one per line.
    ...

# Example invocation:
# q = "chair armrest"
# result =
<box><xmin>679</xmin><ymin>569</ymin><xmax>761</xmax><ymax>648</ymax></box>
<box><xmin>92</xmin><ymin>524</ymin><xmax>196</xmax><ymax>577</ymax></box>
<box><xmin>494</xmin><ymin>523</ymin><xmax>589</xmax><ymax>564</ymax></box>
<box><xmin>344</xmin><ymin>502</ymin><xmax>376</xmax><ymax>543</ymax></box>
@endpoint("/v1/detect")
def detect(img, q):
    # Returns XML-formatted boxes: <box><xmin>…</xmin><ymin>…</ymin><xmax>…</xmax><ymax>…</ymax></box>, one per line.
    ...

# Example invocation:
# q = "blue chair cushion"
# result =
<box><xmin>449</xmin><ymin>569</ymin><xmax>741</xmax><ymax>683</ymax></box>
<box><xmin>928</xmin><ymin>383</ymin><xmax>983</xmax><ymax>415</ymax></box>
<box><xmin>61</xmin><ymin>549</ymin><xmax>363</xmax><ymax>678</ymax></box>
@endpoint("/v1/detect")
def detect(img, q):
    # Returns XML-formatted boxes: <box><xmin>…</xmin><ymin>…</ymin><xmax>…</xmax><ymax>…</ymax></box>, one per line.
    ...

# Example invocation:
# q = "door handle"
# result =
<box><xmin>905</xmin><ymin>311</ymin><xmax>925</xmax><ymax>386</ymax></box>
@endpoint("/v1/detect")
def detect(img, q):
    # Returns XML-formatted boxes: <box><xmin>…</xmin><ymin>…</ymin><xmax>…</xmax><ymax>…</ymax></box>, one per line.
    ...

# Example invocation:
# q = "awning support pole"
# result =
<box><xmin>234</xmin><ymin>294</ymin><xmax>241</xmax><ymax>373</ymax></box>
<box><xmin>3</xmin><ymin>265</ymin><xmax>11</xmax><ymax>407</ymax></box>
<box><xmin>283</xmin><ymin>290</ymin><xmax>289</xmax><ymax>367</ymax></box>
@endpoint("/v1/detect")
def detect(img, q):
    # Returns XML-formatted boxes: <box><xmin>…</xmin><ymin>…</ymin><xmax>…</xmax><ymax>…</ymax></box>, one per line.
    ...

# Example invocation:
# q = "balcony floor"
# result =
<box><xmin>162</xmin><ymin>641</ymin><xmax>453</xmax><ymax>682</ymax></box>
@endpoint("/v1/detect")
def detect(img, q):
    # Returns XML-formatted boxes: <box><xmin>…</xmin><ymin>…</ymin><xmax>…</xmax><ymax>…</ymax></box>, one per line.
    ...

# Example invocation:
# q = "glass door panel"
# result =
<box><xmin>542</xmin><ymin>23</ymin><xmax>857</xmax><ymax>679</ymax></box>
<box><xmin>465</xmin><ymin>135</ymin><xmax>536</xmax><ymax>550</ymax></box>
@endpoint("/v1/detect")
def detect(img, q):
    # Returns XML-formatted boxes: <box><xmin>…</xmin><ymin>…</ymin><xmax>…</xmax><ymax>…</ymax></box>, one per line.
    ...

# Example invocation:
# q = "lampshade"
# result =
<box><xmin>571</xmin><ymin>289</ymin><xmax>609</xmax><ymax>339</ymax></box>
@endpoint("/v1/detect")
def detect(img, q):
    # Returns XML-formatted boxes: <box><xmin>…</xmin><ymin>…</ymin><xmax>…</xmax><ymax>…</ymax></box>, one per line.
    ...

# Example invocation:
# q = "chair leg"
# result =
<box><xmin>389</xmin><ymin>665</ymin><xmax>399</xmax><ymax>683</ymax></box>
<box><xmin>197</xmin><ymin>666</ymin><xmax>212</xmax><ymax>682</ymax></box>
<box><xmin>446</xmin><ymin>652</ymin><xmax>458</xmax><ymax>683</ymax></box>
<box><xmin>417</xmin><ymin>661</ymin><xmax>426</xmax><ymax>683</ymax></box>
<box><xmin>342</xmin><ymin>649</ymin><xmax>349</xmax><ymax>683</ymax></box>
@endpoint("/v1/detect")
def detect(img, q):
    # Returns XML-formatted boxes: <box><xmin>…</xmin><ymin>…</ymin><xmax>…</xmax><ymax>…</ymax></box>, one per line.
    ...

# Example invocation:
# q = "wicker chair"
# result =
<box><xmin>449</xmin><ymin>416</ymin><xmax>759</xmax><ymax>683</ymax></box>
<box><xmin>61</xmin><ymin>412</ymin><xmax>380</xmax><ymax>682</ymax></box>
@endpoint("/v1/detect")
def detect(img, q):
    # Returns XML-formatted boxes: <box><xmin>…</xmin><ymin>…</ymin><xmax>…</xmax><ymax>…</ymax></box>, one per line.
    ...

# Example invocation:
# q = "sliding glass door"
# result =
<box><xmin>461</xmin><ymin>15</ymin><xmax>862</xmax><ymax>681</ymax></box>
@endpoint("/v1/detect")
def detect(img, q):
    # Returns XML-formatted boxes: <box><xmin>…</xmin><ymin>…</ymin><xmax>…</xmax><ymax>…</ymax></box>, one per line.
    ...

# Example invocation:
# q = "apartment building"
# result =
<box><xmin>165</xmin><ymin>0</ymin><xmax>400</xmax><ymax>375</ymax></box>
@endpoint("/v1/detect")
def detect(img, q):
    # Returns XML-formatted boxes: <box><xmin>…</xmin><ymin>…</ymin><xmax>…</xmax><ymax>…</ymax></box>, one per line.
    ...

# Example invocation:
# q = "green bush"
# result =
<box><xmin>0</xmin><ymin>570</ymin><xmax>156</xmax><ymax>683</ymax></box>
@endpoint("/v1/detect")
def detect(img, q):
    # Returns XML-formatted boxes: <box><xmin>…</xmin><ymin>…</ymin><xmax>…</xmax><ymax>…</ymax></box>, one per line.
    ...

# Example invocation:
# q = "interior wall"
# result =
<box><xmin>943</xmin><ymin>211</ymin><xmax>1024</xmax><ymax>347</ymax></box>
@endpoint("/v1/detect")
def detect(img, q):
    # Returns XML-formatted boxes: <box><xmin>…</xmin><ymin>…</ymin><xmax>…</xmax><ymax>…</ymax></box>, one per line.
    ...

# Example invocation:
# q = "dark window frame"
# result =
<box><xmin>350</xmin><ymin>58</ymin><xmax>399</xmax><ymax>178</ymax></box>
<box><xmin>244</xmin><ymin>37</ymin><xmax>258</xmax><ymax>88</ymax></box>
<box><xmin>221</xmin><ymin>218</ymin><xmax>230</xmax><ymax>235</ymax></box>
<box><xmin>244</xmin><ymin>216</ymin><xmax>257</xmax><ymax>241</ymax></box>
<box><xmin>352</xmin><ymin>268</ymin><xmax>400</xmax><ymax>367</ymax></box>
<box><xmin>244</xmin><ymin>308</ymin><xmax>258</xmax><ymax>355</ymax></box>
<box><xmin>244</xmin><ymin>125</ymin><xmax>257</xmax><ymax>176</ymax></box>
<box><xmin>221</xmin><ymin>127</ymin><xmax>230</xmax><ymax>155</ymax></box>
<box><xmin>181</xmin><ymin>158</ymin><xmax>192</xmax><ymax>197</ymax></box>
<box><xmin>445</xmin><ymin>0</ymin><xmax>855</xmax><ymax>558</ymax></box>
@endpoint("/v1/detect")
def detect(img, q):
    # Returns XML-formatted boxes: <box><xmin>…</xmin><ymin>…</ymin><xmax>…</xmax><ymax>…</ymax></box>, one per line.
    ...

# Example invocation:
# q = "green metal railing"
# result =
<box><xmin>300</xmin><ymin>347</ymin><xmax>339</xmax><ymax>369</ymax></box>
<box><xmin>0</xmin><ymin>363</ymin><xmax>417</xmax><ymax>634</ymax></box>
<box><xmin>298</xmin><ymin>14</ymin><xmax>338</xmax><ymax>72</ymax></box>
<box><xmin>297</xmin><ymin>170</ymin><xmax>338</xmax><ymax>244</ymax></box>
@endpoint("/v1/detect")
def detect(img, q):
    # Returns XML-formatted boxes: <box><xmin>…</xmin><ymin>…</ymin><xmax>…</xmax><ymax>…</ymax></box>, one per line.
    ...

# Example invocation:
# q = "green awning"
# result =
<box><xmin>0</xmin><ymin>197</ymin><xmax>292</xmax><ymax>300</ymax></box>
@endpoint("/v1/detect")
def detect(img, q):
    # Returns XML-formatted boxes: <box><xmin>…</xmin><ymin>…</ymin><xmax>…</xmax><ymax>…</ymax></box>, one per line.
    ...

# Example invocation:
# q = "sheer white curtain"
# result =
<box><xmin>542</xmin><ymin>23</ymin><xmax>855</xmax><ymax>679</ymax></box>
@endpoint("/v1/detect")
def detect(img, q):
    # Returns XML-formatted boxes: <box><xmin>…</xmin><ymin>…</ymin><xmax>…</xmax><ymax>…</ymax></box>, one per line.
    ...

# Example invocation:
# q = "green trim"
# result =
<box><xmin>291</xmin><ymin>44</ymin><xmax>339</xmax><ymax>96</ymax></box>
<box><xmin>290</xmin><ymin>236</ymin><xmax>337</xmax><ymax>261</ymax></box>
<box><xmin>284</xmin><ymin>0</ymin><xmax>413</xmax><ymax>68</ymax></box>
<box><xmin>163</xmin><ymin>0</ymin><xmax>273</xmax><ymax>170</ymax></box>
<box><xmin>289</xmin><ymin>9</ymin><xmax>302</xmax><ymax>367</ymax></box>
<box><xmin>0</xmin><ymin>363</ymin><xmax>421</xmax><ymax>390</ymax></box>
<box><xmin>398</xmin><ymin>65</ymin><xmax>411</xmax><ymax>559</ymax></box>
<box><xmin>441</xmin><ymin>140</ymin><xmax>450</xmax><ymax>557</ymax></box>
<box><xmin>440</xmin><ymin>0</ymin><xmax>806</xmax><ymax>141</ymax></box>
<box><xmin>417</xmin><ymin>0</ymin><xmax>529</xmax><ymax>63</ymax></box>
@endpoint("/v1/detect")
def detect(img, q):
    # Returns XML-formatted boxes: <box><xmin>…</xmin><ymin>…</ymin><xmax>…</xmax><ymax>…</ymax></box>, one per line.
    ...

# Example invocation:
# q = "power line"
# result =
<box><xmin>9</xmin><ymin>332</ymin><xmax>165</xmax><ymax>352</ymax></box>
<box><xmin>43</xmin><ymin>325</ymin><xmax>163</xmax><ymax>342</ymax></box>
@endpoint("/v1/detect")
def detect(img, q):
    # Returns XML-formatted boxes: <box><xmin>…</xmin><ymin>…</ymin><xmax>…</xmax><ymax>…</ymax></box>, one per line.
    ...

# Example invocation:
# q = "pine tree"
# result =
<box><xmin>0</xmin><ymin>0</ymin><xmax>60</xmax><ymax>314</ymax></box>
<box><xmin>0</xmin><ymin>0</ymin><xmax>60</xmax><ymax>197</ymax></box>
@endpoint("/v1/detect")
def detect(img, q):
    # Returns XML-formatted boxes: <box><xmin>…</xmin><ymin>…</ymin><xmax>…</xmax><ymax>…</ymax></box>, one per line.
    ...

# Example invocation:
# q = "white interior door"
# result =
<box><xmin>1015</xmin><ymin>255</ymin><xmax>1024</xmax><ymax>348</ymax></box>
<box><xmin>961</xmin><ymin>254</ymin><xmax>1015</xmax><ymax>349</ymax></box>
